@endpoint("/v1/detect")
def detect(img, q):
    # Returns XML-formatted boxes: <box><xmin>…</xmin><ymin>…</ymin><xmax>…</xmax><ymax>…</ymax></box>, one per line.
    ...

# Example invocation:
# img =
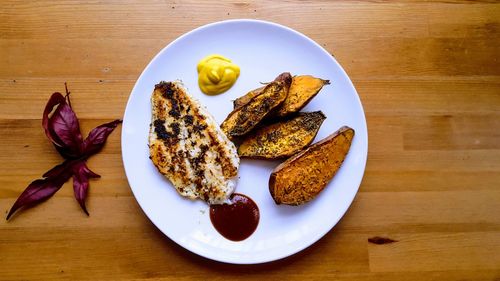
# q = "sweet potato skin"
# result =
<box><xmin>221</xmin><ymin>73</ymin><xmax>292</xmax><ymax>139</ymax></box>
<box><xmin>269</xmin><ymin>126</ymin><xmax>355</xmax><ymax>205</ymax></box>
<box><xmin>274</xmin><ymin>75</ymin><xmax>330</xmax><ymax>117</ymax></box>
<box><xmin>237</xmin><ymin>111</ymin><xmax>326</xmax><ymax>159</ymax></box>
<box><xmin>233</xmin><ymin>86</ymin><xmax>265</xmax><ymax>109</ymax></box>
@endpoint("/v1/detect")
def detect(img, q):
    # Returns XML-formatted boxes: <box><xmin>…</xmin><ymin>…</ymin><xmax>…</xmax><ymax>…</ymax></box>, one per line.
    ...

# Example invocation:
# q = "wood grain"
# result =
<box><xmin>368</xmin><ymin>232</ymin><xmax>500</xmax><ymax>272</ymax></box>
<box><xmin>1</xmin><ymin>0</ymin><xmax>499</xmax><ymax>280</ymax></box>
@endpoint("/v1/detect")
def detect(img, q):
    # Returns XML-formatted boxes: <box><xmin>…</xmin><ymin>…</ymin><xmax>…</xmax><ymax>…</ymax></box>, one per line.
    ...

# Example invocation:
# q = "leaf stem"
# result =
<box><xmin>64</xmin><ymin>82</ymin><xmax>72</xmax><ymax>108</ymax></box>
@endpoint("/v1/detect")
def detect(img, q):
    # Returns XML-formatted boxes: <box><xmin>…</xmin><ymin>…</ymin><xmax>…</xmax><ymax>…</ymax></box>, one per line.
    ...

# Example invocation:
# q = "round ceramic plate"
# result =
<box><xmin>122</xmin><ymin>19</ymin><xmax>367</xmax><ymax>264</ymax></box>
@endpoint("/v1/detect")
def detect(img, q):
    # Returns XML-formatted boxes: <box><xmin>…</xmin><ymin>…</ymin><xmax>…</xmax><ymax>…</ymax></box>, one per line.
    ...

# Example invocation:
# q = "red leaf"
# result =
<box><xmin>6</xmin><ymin>163</ymin><xmax>73</xmax><ymax>220</ymax></box>
<box><xmin>42</xmin><ymin>92</ymin><xmax>83</xmax><ymax>158</ymax></box>
<box><xmin>42</xmin><ymin>92</ymin><xmax>66</xmax><ymax>146</ymax></box>
<box><xmin>43</xmin><ymin>160</ymin><xmax>72</xmax><ymax>178</ymax></box>
<box><xmin>83</xmin><ymin>119</ymin><xmax>122</xmax><ymax>157</ymax></box>
<box><xmin>71</xmin><ymin>161</ymin><xmax>100</xmax><ymax>216</ymax></box>
<box><xmin>49</xmin><ymin>102</ymin><xmax>83</xmax><ymax>158</ymax></box>
<box><xmin>9</xmin><ymin>85</ymin><xmax>122</xmax><ymax>220</ymax></box>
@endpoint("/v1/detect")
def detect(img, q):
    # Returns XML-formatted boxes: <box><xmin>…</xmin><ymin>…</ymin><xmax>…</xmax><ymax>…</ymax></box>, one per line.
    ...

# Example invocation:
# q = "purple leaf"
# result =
<box><xmin>71</xmin><ymin>161</ymin><xmax>100</xmax><ymax>216</ymax></box>
<box><xmin>42</xmin><ymin>92</ymin><xmax>66</xmax><ymax>147</ymax></box>
<box><xmin>83</xmin><ymin>119</ymin><xmax>122</xmax><ymax>157</ymax></box>
<box><xmin>6</xmin><ymin>163</ymin><xmax>73</xmax><ymax>220</ymax></box>
<box><xmin>43</xmin><ymin>160</ymin><xmax>72</xmax><ymax>178</ymax></box>
<box><xmin>42</xmin><ymin>92</ymin><xmax>84</xmax><ymax>158</ymax></box>
<box><xmin>8</xmin><ymin>85</ymin><xmax>122</xmax><ymax>220</ymax></box>
<box><xmin>48</xmin><ymin>102</ymin><xmax>83</xmax><ymax>158</ymax></box>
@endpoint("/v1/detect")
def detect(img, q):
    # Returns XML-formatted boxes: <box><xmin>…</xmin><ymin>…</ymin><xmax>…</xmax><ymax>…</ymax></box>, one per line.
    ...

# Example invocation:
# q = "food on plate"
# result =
<box><xmin>274</xmin><ymin>75</ymin><xmax>330</xmax><ymax>117</ymax></box>
<box><xmin>232</xmin><ymin>75</ymin><xmax>329</xmax><ymax>117</ymax></box>
<box><xmin>238</xmin><ymin>111</ymin><xmax>326</xmax><ymax>159</ymax></box>
<box><xmin>269</xmin><ymin>126</ymin><xmax>355</xmax><ymax>205</ymax></box>
<box><xmin>197</xmin><ymin>54</ymin><xmax>240</xmax><ymax>95</ymax></box>
<box><xmin>210</xmin><ymin>193</ymin><xmax>260</xmax><ymax>241</ymax></box>
<box><xmin>233</xmin><ymin>86</ymin><xmax>265</xmax><ymax>109</ymax></box>
<box><xmin>149</xmin><ymin>81</ymin><xmax>239</xmax><ymax>205</ymax></box>
<box><xmin>220</xmin><ymin>72</ymin><xmax>292</xmax><ymax>139</ymax></box>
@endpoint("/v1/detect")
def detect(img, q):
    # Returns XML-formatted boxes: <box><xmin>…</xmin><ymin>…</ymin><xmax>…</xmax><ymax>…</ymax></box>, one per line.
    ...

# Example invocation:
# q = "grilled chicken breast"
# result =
<box><xmin>149</xmin><ymin>81</ymin><xmax>239</xmax><ymax>204</ymax></box>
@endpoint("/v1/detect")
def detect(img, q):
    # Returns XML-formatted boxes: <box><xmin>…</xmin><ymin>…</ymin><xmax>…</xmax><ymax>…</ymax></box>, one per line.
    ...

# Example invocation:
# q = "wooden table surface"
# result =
<box><xmin>1</xmin><ymin>1</ymin><xmax>499</xmax><ymax>280</ymax></box>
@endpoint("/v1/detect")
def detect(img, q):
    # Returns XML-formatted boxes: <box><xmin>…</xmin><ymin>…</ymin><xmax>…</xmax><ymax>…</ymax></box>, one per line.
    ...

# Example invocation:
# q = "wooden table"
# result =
<box><xmin>1</xmin><ymin>1</ymin><xmax>499</xmax><ymax>280</ymax></box>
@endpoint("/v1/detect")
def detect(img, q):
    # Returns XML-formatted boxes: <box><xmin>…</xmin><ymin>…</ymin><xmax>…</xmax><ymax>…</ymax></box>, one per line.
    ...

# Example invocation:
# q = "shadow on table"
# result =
<box><xmin>146</xmin><ymin>214</ymin><xmax>339</xmax><ymax>273</ymax></box>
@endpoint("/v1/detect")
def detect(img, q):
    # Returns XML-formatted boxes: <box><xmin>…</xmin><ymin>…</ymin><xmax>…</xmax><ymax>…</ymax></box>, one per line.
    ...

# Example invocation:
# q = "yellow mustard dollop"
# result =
<box><xmin>197</xmin><ymin>54</ymin><xmax>240</xmax><ymax>95</ymax></box>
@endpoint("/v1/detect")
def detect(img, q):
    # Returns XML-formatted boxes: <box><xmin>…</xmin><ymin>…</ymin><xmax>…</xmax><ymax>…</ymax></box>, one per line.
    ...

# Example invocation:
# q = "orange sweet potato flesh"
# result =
<box><xmin>237</xmin><ymin>111</ymin><xmax>326</xmax><ymax>159</ymax></box>
<box><xmin>269</xmin><ymin>126</ymin><xmax>355</xmax><ymax>205</ymax></box>
<box><xmin>221</xmin><ymin>72</ymin><xmax>292</xmax><ymax>139</ymax></box>
<box><xmin>274</xmin><ymin>75</ymin><xmax>330</xmax><ymax>117</ymax></box>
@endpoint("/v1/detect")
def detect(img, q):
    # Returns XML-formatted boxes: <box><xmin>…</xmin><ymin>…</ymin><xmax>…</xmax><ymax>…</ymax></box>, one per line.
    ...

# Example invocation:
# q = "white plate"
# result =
<box><xmin>122</xmin><ymin>19</ymin><xmax>367</xmax><ymax>264</ymax></box>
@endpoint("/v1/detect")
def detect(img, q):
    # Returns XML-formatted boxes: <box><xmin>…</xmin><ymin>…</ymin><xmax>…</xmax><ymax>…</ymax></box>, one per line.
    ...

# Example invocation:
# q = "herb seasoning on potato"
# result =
<box><xmin>233</xmin><ymin>86</ymin><xmax>265</xmax><ymax>109</ymax></box>
<box><xmin>233</xmin><ymin>75</ymin><xmax>330</xmax><ymax>116</ymax></box>
<box><xmin>274</xmin><ymin>75</ymin><xmax>330</xmax><ymax>117</ymax></box>
<box><xmin>220</xmin><ymin>72</ymin><xmax>292</xmax><ymax>139</ymax></box>
<box><xmin>238</xmin><ymin>111</ymin><xmax>326</xmax><ymax>159</ymax></box>
<box><xmin>269</xmin><ymin>126</ymin><xmax>355</xmax><ymax>205</ymax></box>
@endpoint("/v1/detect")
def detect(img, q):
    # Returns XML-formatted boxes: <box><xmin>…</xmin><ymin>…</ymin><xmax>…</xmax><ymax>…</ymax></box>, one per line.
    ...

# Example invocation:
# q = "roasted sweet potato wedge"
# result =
<box><xmin>221</xmin><ymin>72</ymin><xmax>292</xmax><ymax>139</ymax></box>
<box><xmin>269</xmin><ymin>126</ymin><xmax>355</xmax><ymax>205</ymax></box>
<box><xmin>238</xmin><ymin>111</ymin><xmax>326</xmax><ymax>159</ymax></box>
<box><xmin>233</xmin><ymin>86</ymin><xmax>265</xmax><ymax>109</ymax></box>
<box><xmin>274</xmin><ymin>75</ymin><xmax>330</xmax><ymax>117</ymax></box>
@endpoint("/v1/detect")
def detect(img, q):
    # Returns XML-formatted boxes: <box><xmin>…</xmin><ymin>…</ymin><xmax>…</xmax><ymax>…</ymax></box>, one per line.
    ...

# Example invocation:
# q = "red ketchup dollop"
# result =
<box><xmin>209</xmin><ymin>193</ymin><xmax>259</xmax><ymax>241</ymax></box>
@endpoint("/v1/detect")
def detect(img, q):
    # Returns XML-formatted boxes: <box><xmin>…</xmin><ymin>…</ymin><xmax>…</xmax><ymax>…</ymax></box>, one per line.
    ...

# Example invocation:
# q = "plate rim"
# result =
<box><xmin>121</xmin><ymin>19</ymin><xmax>368</xmax><ymax>264</ymax></box>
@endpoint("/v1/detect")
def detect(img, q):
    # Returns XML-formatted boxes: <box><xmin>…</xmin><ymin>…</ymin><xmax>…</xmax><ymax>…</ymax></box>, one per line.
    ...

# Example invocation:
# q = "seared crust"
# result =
<box><xmin>149</xmin><ymin>81</ymin><xmax>239</xmax><ymax>204</ymax></box>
